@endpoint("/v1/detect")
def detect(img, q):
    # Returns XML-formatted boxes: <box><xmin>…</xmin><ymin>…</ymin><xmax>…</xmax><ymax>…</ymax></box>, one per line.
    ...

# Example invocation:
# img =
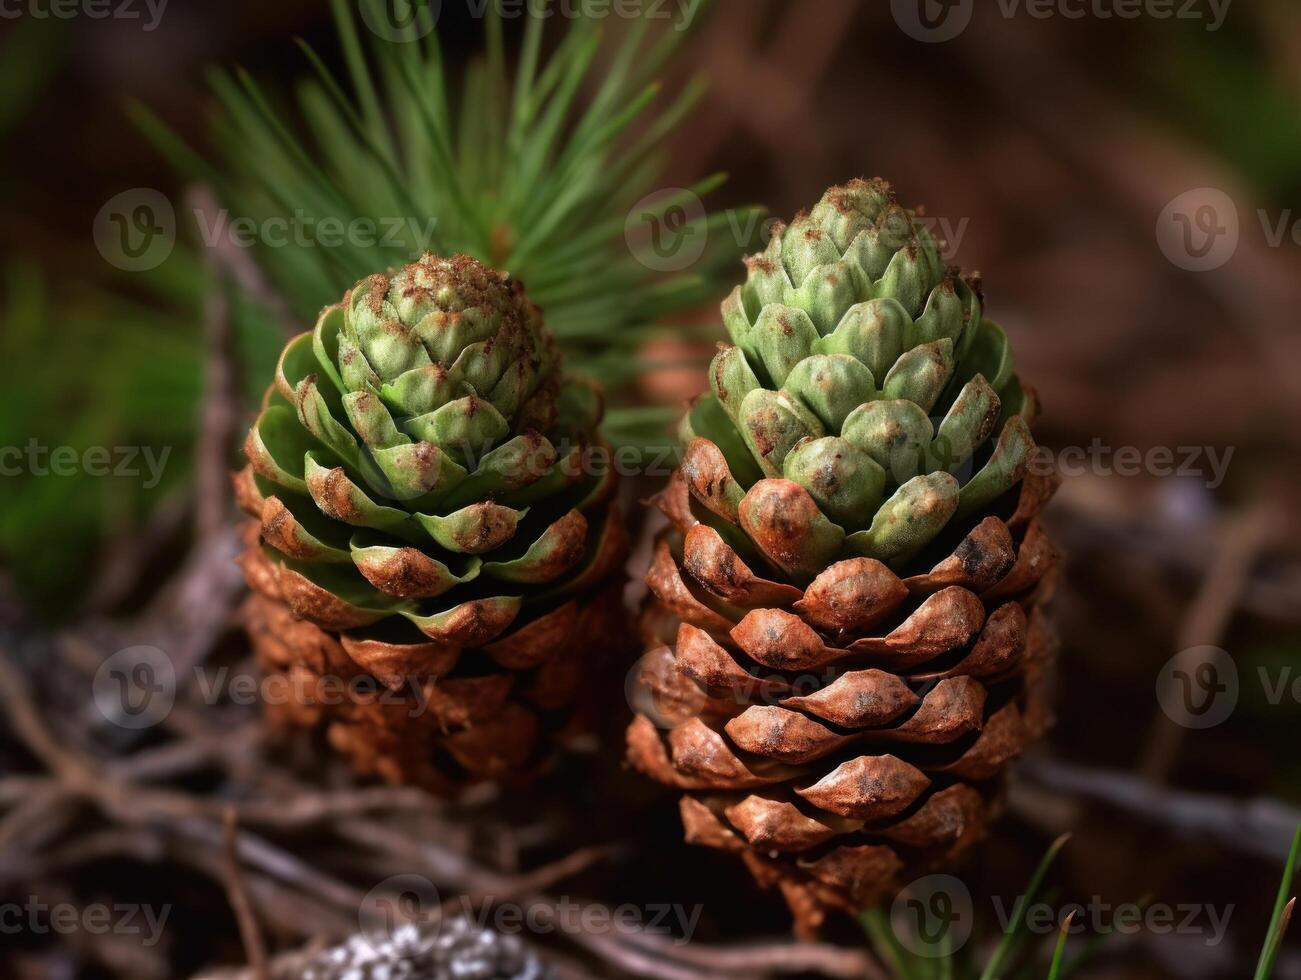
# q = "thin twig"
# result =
<box><xmin>189</xmin><ymin>185</ymin><xmax>240</xmax><ymax>546</ymax></box>
<box><xmin>1141</xmin><ymin>503</ymin><xmax>1273</xmax><ymax>781</ymax></box>
<box><xmin>1014</xmin><ymin>754</ymin><xmax>1301</xmax><ymax>862</ymax></box>
<box><xmin>223</xmin><ymin>808</ymin><xmax>270</xmax><ymax>980</ymax></box>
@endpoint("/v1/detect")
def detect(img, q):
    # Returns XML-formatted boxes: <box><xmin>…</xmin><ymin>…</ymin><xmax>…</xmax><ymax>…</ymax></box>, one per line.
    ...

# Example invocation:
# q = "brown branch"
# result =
<box><xmin>1140</xmin><ymin>503</ymin><xmax>1274</xmax><ymax>782</ymax></box>
<box><xmin>189</xmin><ymin>185</ymin><xmax>241</xmax><ymax>546</ymax></box>
<box><xmin>617</xmin><ymin>931</ymin><xmax>888</xmax><ymax>980</ymax></box>
<box><xmin>194</xmin><ymin>190</ymin><xmax>300</xmax><ymax>337</ymax></box>
<box><xmin>223</xmin><ymin>808</ymin><xmax>270</xmax><ymax>980</ymax></box>
<box><xmin>1014</xmin><ymin>754</ymin><xmax>1301</xmax><ymax>863</ymax></box>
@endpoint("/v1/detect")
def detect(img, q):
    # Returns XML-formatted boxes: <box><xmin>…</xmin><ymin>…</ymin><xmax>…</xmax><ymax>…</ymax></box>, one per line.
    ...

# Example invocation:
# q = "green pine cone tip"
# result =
<box><xmin>240</xmin><ymin>253</ymin><xmax>621</xmax><ymax>648</ymax></box>
<box><xmin>694</xmin><ymin>178</ymin><xmax>1038</xmax><ymax>575</ymax></box>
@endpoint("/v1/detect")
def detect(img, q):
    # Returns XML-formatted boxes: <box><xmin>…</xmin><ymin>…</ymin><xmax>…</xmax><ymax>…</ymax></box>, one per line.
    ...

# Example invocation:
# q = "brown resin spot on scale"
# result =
<box><xmin>725</xmin><ymin>707</ymin><xmax>846</xmax><ymax>765</ymax></box>
<box><xmin>681</xmin><ymin>438</ymin><xmax>741</xmax><ymax>524</ymax></box>
<box><xmin>908</xmin><ymin>518</ymin><xmax>1015</xmax><ymax>594</ymax></box>
<box><xmin>306</xmin><ymin>465</ymin><xmax>366</xmax><ymax>524</ymax></box>
<box><xmin>848</xmin><ymin>587</ymin><xmax>986</xmax><ymax>662</ymax></box>
<box><xmin>448</xmin><ymin>503</ymin><xmax>523</xmax><ymax>555</ymax></box>
<box><xmin>363</xmin><ymin>274</ymin><xmax>390</xmax><ymax>316</ymax></box>
<box><xmin>796</xmin><ymin>755</ymin><xmax>930</xmax><ymax>821</ymax></box>
<box><xmin>484</xmin><ymin>602</ymin><xmax>578</xmax><ymax>670</ymax></box>
<box><xmin>645</xmin><ymin>536</ymin><xmax>735</xmax><ymax>635</ymax></box>
<box><xmin>339</xmin><ymin>636</ymin><xmax>459</xmax><ymax>692</ymax></box>
<box><xmin>353</xmin><ymin>546</ymin><xmax>453</xmax><ymax>599</ymax></box>
<box><xmin>527</xmin><ymin>510</ymin><xmax>589</xmax><ymax>580</ymax></box>
<box><xmin>731</xmin><ymin>608</ymin><xmax>846</xmax><ymax>672</ymax></box>
<box><xmin>668</xmin><ymin>719</ymin><xmax>789</xmax><ymax>789</ymax></box>
<box><xmin>626</xmin><ymin>714</ymin><xmax>699</xmax><ymax>789</ymax></box>
<box><xmin>418</xmin><ymin>599</ymin><xmax>520</xmax><ymax>647</ymax></box>
<box><xmin>738</xmin><ymin>480</ymin><xmax>827</xmax><ymax>571</ymax></box>
<box><xmin>259</xmin><ymin>498</ymin><xmax>315</xmax><ymax>560</ymax></box>
<box><xmin>231</xmin><ymin>466</ymin><xmax>265</xmax><ymax>518</ymax></box>
<box><xmin>794</xmin><ymin>558</ymin><xmax>909</xmax><ymax>633</ymax></box>
<box><xmin>275</xmin><ymin>566</ymin><xmax>387</xmax><ymax>632</ymax></box>
<box><xmin>681</xmin><ymin>524</ymin><xmax>802</xmax><ymax>607</ymax></box>
<box><xmin>881</xmin><ymin>784</ymin><xmax>986</xmax><ymax>849</ymax></box>
<box><xmin>442</xmin><ymin>706</ymin><xmax>540</xmax><ymax>779</ymax></box>
<box><xmin>782</xmin><ymin>669</ymin><xmax>919</xmax><ymax>729</ymax></box>
<box><xmin>724</xmin><ymin>795</ymin><xmax>839</xmax><ymax>852</ymax></box>
<box><xmin>423</xmin><ymin>675</ymin><xmax>515</xmax><ymax>731</ymax></box>
<box><xmin>888</xmin><ymin>677</ymin><xmax>987</xmax><ymax>744</ymax></box>
<box><xmin>936</xmin><ymin>703</ymin><xmax>1028</xmax><ymax>781</ymax></box>
<box><xmin>680</xmin><ymin>797</ymin><xmax>746</xmax><ymax>853</ymax></box>
<box><xmin>798</xmin><ymin>845</ymin><xmax>904</xmax><ymax>908</ymax></box>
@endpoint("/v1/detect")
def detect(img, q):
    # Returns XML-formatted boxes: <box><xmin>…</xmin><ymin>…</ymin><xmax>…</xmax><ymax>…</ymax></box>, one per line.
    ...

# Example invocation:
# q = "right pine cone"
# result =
<box><xmin>626</xmin><ymin>178</ymin><xmax>1060</xmax><ymax>936</ymax></box>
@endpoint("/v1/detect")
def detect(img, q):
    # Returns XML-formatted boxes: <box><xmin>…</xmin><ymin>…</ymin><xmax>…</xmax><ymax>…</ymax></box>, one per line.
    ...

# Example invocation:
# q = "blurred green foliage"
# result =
<box><xmin>0</xmin><ymin>257</ymin><xmax>204</xmax><ymax>616</ymax></box>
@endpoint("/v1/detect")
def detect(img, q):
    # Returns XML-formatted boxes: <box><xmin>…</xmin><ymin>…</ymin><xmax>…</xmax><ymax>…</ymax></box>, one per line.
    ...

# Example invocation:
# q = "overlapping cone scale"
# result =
<box><xmin>236</xmin><ymin>254</ymin><xmax>628</xmax><ymax>794</ymax></box>
<box><xmin>628</xmin><ymin>179</ymin><xmax>1060</xmax><ymax>935</ymax></box>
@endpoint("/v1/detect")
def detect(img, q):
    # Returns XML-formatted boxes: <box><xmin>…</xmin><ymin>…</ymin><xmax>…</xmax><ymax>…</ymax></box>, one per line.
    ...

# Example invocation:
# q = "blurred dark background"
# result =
<box><xmin>1</xmin><ymin>1</ymin><xmax>1300</xmax><ymax>977</ymax></box>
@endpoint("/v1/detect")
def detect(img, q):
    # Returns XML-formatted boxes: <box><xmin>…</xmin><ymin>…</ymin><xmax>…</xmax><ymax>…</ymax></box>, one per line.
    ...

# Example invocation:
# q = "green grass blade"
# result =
<box><xmin>860</xmin><ymin>907</ymin><xmax>922</xmax><ymax>980</ymax></box>
<box><xmin>1254</xmin><ymin>822</ymin><xmax>1301</xmax><ymax>980</ymax></box>
<box><xmin>979</xmin><ymin>834</ymin><xmax>1071</xmax><ymax>980</ymax></box>
<box><xmin>1046</xmin><ymin>911</ymin><xmax>1075</xmax><ymax>980</ymax></box>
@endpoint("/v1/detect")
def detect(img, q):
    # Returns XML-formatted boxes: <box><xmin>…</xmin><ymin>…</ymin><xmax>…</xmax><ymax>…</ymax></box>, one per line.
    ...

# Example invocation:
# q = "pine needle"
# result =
<box><xmin>133</xmin><ymin>0</ymin><xmax>753</xmax><ymax>447</ymax></box>
<box><xmin>1253</xmin><ymin>822</ymin><xmax>1301</xmax><ymax>980</ymax></box>
<box><xmin>978</xmin><ymin>834</ymin><xmax>1072</xmax><ymax>980</ymax></box>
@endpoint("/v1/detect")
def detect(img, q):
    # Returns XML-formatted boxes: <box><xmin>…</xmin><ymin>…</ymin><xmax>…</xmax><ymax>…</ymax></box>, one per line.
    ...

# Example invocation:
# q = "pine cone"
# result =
<box><xmin>625</xmin><ymin>179</ymin><xmax>1059</xmax><ymax>934</ymax></box>
<box><xmin>236</xmin><ymin>254</ymin><xmax>628</xmax><ymax>795</ymax></box>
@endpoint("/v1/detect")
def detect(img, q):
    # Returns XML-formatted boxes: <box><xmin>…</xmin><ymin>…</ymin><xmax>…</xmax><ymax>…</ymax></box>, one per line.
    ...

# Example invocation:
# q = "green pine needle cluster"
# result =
<box><xmin>133</xmin><ymin>0</ymin><xmax>760</xmax><ymax>444</ymax></box>
<box><xmin>864</xmin><ymin>824</ymin><xmax>1300</xmax><ymax>980</ymax></box>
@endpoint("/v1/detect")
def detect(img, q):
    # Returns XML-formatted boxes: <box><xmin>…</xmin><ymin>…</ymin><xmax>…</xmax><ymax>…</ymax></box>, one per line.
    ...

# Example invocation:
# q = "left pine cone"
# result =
<box><xmin>235</xmin><ymin>254</ymin><xmax>628</xmax><ymax>795</ymax></box>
